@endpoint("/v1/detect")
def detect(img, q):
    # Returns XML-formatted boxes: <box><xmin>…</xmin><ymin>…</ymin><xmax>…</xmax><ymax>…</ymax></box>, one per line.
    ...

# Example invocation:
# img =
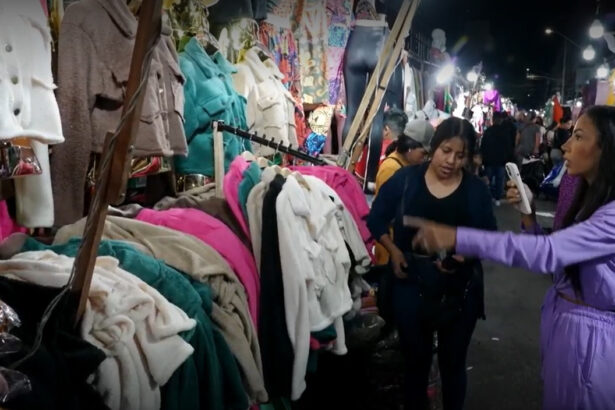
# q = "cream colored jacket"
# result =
<box><xmin>0</xmin><ymin>0</ymin><xmax>65</xmax><ymax>227</ymax></box>
<box><xmin>232</xmin><ymin>48</ymin><xmax>297</xmax><ymax>156</ymax></box>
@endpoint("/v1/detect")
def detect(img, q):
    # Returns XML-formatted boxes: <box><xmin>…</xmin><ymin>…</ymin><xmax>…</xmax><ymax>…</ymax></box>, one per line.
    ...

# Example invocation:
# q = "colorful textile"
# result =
<box><xmin>295</xmin><ymin>0</ymin><xmax>329</xmax><ymax>104</ymax></box>
<box><xmin>0</xmin><ymin>202</ymin><xmax>26</xmax><ymax>241</ymax></box>
<box><xmin>326</xmin><ymin>0</ymin><xmax>352</xmax><ymax>105</ymax></box>
<box><xmin>482</xmin><ymin>89</ymin><xmax>502</xmax><ymax>112</ymax></box>
<box><xmin>223</xmin><ymin>156</ymin><xmax>252</xmax><ymax>240</ymax></box>
<box><xmin>354</xmin><ymin>0</ymin><xmax>378</xmax><ymax>19</ymax></box>
<box><xmin>261</xmin><ymin>0</ymin><xmax>308</xmax><ymax>143</ymax></box>
<box><xmin>136</xmin><ymin>208</ymin><xmax>260</xmax><ymax>327</ymax></box>
<box><xmin>552</xmin><ymin>96</ymin><xmax>564</xmax><ymax>124</ymax></box>
<box><xmin>304</xmin><ymin>132</ymin><xmax>326</xmax><ymax>156</ymax></box>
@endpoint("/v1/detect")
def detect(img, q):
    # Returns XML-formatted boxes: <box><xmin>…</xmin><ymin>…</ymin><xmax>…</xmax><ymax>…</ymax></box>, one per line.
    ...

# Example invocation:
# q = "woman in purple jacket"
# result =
<box><xmin>407</xmin><ymin>105</ymin><xmax>615</xmax><ymax>410</ymax></box>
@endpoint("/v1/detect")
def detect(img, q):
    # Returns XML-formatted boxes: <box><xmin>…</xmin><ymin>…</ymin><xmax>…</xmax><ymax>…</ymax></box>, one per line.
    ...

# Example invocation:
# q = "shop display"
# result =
<box><xmin>0</xmin><ymin>0</ymin><xmax>447</xmax><ymax>408</ymax></box>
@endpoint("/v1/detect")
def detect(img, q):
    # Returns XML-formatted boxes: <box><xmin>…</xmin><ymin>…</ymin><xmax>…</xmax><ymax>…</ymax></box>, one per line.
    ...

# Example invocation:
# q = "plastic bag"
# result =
<box><xmin>0</xmin><ymin>367</ymin><xmax>31</xmax><ymax>403</ymax></box>
<box><xmin>0</xmin><ymin>300</ymin><xmax>20</xmax><ymax>333</ymax></box>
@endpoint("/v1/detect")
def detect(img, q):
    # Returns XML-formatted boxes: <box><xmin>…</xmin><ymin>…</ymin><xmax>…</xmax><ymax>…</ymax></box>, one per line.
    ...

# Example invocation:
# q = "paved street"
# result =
<box><xmin>465</xmin><ymin>200</ymin><xmax>556</xmax><ymax>410</ymax></box>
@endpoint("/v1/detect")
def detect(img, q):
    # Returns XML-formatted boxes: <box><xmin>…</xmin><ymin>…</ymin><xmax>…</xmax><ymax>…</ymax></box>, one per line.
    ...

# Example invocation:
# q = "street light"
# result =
<box><xmin>589</xmin><ymin>19</ymin><xmax>605</xmax><ymax>39</ymax></box>
<box><xmin>583</xmin><ymin>45</ymin><xmax>597</xmax><ymax>61</ymax></box>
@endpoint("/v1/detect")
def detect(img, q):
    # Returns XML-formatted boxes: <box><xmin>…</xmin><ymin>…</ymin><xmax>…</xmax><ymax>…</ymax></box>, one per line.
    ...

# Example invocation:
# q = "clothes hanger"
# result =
<box><xmin>291</xmin><ymin>171</ymin><xmax>311</xmax><ymax>191</ymax></box>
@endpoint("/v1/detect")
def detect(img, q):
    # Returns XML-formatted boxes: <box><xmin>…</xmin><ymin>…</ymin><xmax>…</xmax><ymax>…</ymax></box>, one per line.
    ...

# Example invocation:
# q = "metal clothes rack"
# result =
<box><xmin>214</xmin><ymin>121</ymin><xmax>326</xmax><ymax>165</ymax></box>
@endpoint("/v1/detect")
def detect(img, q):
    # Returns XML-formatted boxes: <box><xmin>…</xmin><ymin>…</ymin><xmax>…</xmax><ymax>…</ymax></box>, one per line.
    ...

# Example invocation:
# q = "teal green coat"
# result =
<box><xmin>239</xmin><ymin>162</ymin><xmax>262</xmax><ymax>219</ymax></box>
<box><xmin>175</xmin><ymin>37</ymin><xmax>251</xmax><ymax>177</ymax></box>
<box><xmin>22</xmin><ymin>238</ymin><xmax>248</xmax><ymax>410</ymax></box>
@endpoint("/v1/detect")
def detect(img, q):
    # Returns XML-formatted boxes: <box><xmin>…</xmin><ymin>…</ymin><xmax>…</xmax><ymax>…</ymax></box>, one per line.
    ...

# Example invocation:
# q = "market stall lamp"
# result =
<box><xmin>589</xmin><ymin>19</ymin><xmax>605</xmax><ymax>39</ymax></box>
<box><xmin>583</xmin><ymin>45</ymin><xmax>596</xmax><ymax>61</ymax></box>
<box><xmin>576</xmin><ymin>101</ymin><xmax>583</xmax><ymax>108</ymax></box>
<box><xmin>436</xmin><ymin>63</ymin><xmax>456</xmax><ymax>85</ymax></box>
<box><xmin>466</xmin><ymin>71</ymin><xmax>478</xmax><ymax>82</ymax></box>
<box><xmin>545</xmin><ymin>28</ymin><xmax>553</xmax><ymax>35</ymax></box>
<box><xmin>596</xmin><ymin>64</ymin><xmax>609</xmax><ymax>79</ymax></box>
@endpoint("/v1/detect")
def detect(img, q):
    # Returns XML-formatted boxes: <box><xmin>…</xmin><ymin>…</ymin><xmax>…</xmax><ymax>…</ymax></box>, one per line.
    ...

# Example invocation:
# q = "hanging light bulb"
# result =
<box><xmin>596</xmin><ymin>64</ymin><xmax>609</xmax><ymax>79</ymax></box>
<box><xmin>589</xmin><ymin>19</ymin><xmax>605</xmax><ymax>39</ymax></box>
<box><xmin>466</xmin><ymin>71</ymin><xmax>478</xmax><ymax>82</ymax></box>
<box><xmin>583</xmin><ymin>45</ymin><xmax>596</xmax><ymax>61</ymax></box>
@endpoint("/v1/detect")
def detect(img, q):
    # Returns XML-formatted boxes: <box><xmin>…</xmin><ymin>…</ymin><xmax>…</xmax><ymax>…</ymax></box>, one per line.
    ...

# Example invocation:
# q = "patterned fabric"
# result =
<box><xmin>295</xmin><ymin>0</ymin><xmax>329</xmax><ymax>105</ymax></box>
<box><xmin>259</xmin><ymin>18</ymin><xmax>308</xmax><ymax>145</ymax></box>
<box><xmin>168</xmin><ymin>0</ymin><xmax>210</xmax><ymax>46</ymax></box>
<box><xmin>267</xmin><ymin>0</ymin><xmax>301</xmax><ymax>19</ymax></box>
<box><xmin>326</xmin><ymin>0</ymin><xmax>352</xmax><ymax>105</ymax></box>
<box><xmin>354</xmin><ymin>0</ymin><xmax>378</xmax><ymax>20</ymax></box>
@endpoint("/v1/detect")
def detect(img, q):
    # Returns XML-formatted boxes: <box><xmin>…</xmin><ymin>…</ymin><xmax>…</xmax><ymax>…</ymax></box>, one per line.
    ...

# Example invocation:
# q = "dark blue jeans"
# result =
<box><xmin>485</xmin><ymin>166</ymin><xmax>505</xmax><ymax>200</ymax></box>
<box><xmin>392</xmin><ymin>274</ymin><xmax>479</xmax><ymax>410</ymax></box>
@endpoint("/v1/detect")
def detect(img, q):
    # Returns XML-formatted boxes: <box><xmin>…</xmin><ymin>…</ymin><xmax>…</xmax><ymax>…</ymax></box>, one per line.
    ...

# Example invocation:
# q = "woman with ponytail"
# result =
<box><xmin>407</xmin><ymin>106</ymin><xmax>615</xmax><ymax>409</ymax></box>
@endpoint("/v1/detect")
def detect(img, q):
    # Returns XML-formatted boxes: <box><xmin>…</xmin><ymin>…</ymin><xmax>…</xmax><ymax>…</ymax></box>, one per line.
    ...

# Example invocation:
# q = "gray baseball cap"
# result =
<box><xmin>404</xmin><ymin>119</ymin><xmax>435</xmax><ymax>152</ymax></box>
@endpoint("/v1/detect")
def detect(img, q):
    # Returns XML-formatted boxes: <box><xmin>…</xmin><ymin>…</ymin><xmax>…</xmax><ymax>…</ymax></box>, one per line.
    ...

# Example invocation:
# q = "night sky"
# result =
<box><xmin>413</xmin><ymin>0</ymin><xmax>615</xmax><ymax>109</ymax></box>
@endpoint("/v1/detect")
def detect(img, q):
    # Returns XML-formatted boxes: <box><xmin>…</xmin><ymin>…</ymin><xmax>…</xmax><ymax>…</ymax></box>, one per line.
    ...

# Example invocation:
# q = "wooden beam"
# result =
<box><xmin>69</xmin><ymin>0</ymin><xmax>163</xmax><ymax>326</ymax></box>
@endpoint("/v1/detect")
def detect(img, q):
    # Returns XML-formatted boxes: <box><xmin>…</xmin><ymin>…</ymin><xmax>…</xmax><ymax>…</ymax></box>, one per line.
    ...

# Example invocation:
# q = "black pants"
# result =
<box><xmin>392</xmin><ymin>275</ymin><xmax>479</xmax><ymax>410</ymax></box>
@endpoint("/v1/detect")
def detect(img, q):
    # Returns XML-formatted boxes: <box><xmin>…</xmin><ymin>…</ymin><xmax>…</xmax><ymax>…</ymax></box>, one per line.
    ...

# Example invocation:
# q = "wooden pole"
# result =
<box><xmin>69</xmin><ymin>0</ymin><xmax>163</xmax><ymax>326</ymax></box>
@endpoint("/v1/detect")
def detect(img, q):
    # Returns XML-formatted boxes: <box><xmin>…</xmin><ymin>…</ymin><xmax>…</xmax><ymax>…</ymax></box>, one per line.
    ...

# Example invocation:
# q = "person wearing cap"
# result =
<box><xmin>374</xmin><ymin>119</ymin><xmax>434</xmax><ymax>267</ymax></box>
<box><xmin>375</xmin><ymin>119</ymin><xmax>435</xmax><ymax>197</ymax></box>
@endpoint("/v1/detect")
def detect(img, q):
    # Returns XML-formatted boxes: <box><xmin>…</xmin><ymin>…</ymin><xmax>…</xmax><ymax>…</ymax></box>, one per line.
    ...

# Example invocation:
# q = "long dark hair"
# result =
<box><xmin>562</xmin><ymin>106</ymin><xmax>615</xmax><ymax>293</ymax></box>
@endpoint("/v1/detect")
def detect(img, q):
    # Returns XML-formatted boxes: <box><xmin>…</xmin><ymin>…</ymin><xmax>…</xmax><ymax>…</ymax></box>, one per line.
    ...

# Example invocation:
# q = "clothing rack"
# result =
<box><xmin>214</xmin><ymin>121</ymin><xmax>326</xmax><ymax>165</ymax></box>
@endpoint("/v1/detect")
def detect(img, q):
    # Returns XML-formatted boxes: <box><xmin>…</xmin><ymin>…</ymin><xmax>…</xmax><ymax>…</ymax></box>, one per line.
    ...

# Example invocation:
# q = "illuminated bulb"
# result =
<box><xmin>589</xmin><ymin>19</ymin><xmax>605</xmax><ymax>39</ymax></box>
<box><xmin>575</xmin><ymin>101</ymin><xmax>583</xmax><ymax>108</ymax></box>
<box><xmin>583</xmin><ymin>45</ymin><xmax>596</xmax><ymax>61</ymax></box>
<box><xmin>596</xmin><ymin>64</ymin><xmax>609</xmax><ymax>79</ymax></box>
<box><xmin>466</xmin><ymin>71</ymin><xmax>478</xmax><ymax>82</ymax></box>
